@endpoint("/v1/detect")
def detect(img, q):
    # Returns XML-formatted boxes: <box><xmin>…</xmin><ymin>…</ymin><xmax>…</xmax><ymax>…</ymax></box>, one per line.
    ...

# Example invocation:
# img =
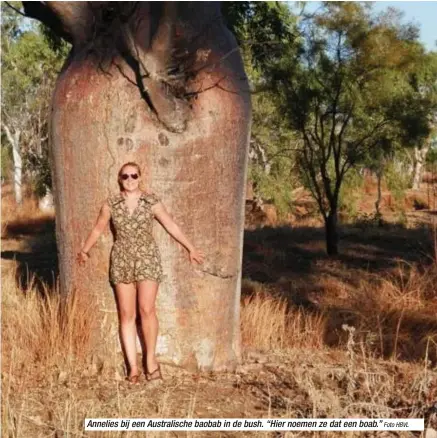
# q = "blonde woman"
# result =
<box><xmin>76</xmin><ymin>162</ymin><xmax>205</xmax><ymax>383</ymax></box>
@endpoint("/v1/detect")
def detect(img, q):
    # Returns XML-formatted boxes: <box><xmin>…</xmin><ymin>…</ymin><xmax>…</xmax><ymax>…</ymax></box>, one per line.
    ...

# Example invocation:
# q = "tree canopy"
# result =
<box><xmin>2</xmin><ymin>1</ymin><xmax>436</xmax><ymax>254</ymax></box>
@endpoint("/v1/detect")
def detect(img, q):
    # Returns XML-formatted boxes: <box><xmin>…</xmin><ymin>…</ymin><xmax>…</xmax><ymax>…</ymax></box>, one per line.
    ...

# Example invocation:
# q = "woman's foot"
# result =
<box><xmin>126</xmin><ymin>367</ymin><xmax>140</xmax><ymax>384</ymax></box>
<box><xmin>146</xmin><ymin>363</ymin><xmax>163</xmax><ymax>381</ymax></box>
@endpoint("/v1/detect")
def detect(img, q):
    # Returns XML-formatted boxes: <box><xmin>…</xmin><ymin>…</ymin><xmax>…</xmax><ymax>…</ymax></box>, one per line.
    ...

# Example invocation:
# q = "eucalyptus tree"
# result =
<box><xmin>1</xmin><ymin>2</ymin><xmax>68</xmax><ymax>203</ymax></box>
<box><xmin>1</xmin><ymin>3</ymin><xmax>29</xmax><ymax>203</ymax></box>
<box><xmin>223</xmin><ymin>2</ymin><xmax>300</xmax><ymax>216</ymax></box>
<box><xmin>269</xmin><ymin>2</ymin><xmax>431</xmax><ymax>254</ymax></box>
<box><xmin>409</xmin><ymin>51</ymin><xmax>437</xmax><ymax>189</ymax></box>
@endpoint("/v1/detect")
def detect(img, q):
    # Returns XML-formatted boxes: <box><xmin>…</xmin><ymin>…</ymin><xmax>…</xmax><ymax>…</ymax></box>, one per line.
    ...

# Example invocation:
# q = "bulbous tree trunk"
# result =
<box><xmin>24</xmin><ymin>1</ymin><xmax>251</xmax><ymax>371</ymax></box>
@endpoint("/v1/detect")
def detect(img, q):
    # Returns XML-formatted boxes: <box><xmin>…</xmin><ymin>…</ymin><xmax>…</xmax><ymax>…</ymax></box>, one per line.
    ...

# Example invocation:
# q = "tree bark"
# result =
<box><xmin>27</xmin><ymin>2</ymin><xmax>251</xmax><ymax>371</ymax></box>
<box><xmin>375</xmin><ymin>166</ymin><xmax>384</xmax><ymax>226</ymax></box>
<box><xmin>3</xmin><ymin>125</ymin><xmax>22</xmax><ymax>205</ymax></box>
<box><xmin>325</xmin><ymin>210</ymin><xmax>338</xmax><ymax>255</ymax></box>
<box><xmin>412</xmin><ymin>144</ymin><xmax>430</xmax><ymax>190</ymax></box>
<box><xmin>375</xmin><ymin>168</ymin><xmax>382</xmax><ymax>216</ymax></box>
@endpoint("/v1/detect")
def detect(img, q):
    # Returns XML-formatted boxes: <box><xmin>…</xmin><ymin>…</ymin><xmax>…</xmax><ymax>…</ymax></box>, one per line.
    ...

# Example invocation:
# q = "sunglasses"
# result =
<box><xmin>121</xmin><ymin>173</ymin><xmax>139</xmax><ymax>180</ymax></box>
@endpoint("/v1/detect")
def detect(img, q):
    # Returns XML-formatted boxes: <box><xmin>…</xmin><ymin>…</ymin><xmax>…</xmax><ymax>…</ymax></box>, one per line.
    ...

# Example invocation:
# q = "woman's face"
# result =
<box><xmin>120</xmin><ymin>165</ymin><xmax>141</xmax><ymax>191</ymax></box>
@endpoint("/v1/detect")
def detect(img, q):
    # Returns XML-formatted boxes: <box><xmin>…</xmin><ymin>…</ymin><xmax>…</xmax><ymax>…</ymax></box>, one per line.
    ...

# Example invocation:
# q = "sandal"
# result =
<box><xmin>126</xmin><ymin>373</ymin><xmax>140</xmax><ymax>384</ymax></box>
<box><xmin>146</xmin><ymin>364</ymin><xmax>163</xmax><ymax>382</ymax></box>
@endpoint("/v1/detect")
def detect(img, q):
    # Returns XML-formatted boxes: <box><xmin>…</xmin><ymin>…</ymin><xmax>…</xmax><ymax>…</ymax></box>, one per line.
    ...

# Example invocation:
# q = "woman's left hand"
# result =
<box><xmin>189</xmin><ymin>248</ymin><xmax>205</xmax><ymax>264</ymax></box>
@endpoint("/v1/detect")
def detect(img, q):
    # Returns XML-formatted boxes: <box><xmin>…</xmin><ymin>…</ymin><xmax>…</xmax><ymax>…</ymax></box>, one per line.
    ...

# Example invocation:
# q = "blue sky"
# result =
<box><xmin>372</xmin><ymin>1</ymin><xmax>437</xmax><ymax>51</ymax></box>
<box><xmin>17</xmin><ymin>1</ymin><xmax>437</xmax><ymax>52</ymax></box>
<box><xmin>292</xmin><ymin>1</ymin><xmax>437</xmax><ymax>52</ymax></box>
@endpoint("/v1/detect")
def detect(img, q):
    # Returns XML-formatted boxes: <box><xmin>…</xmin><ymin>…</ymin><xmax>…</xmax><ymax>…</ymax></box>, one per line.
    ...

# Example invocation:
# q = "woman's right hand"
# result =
<box><xmin>76</xmin><ymin>250</ymin><xmax>90</xmax><ymax>266</ymax></box>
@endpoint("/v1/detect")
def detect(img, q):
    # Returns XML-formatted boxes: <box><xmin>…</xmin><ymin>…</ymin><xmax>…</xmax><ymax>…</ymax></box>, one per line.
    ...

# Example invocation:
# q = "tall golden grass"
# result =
<box><xmin>240</xmin><ymin>280</ymin><xmax>326</xmax><ymax>351</ymax></box>
<box><xmin>2</xmin><ymin>262</ymin><xmax>94</xmax><ymax>373</ymax></box>
<box><xmin>3</xmin><ymin>257</ymin><xmax>435</xmax><ymax>371</ymax></box>
<box><xmin>4</xmin><ymin>257</ymin><xmax>436</xmax><ymax>436</ymax></box>
<box><xmin>241</xmin><ymin>259</ymin><xmax>437</xmax><ymax>364</ymax></box>
<box><xmin>2</xmin><ymin>185</ymin><xmax>437</xmax><ymax>436</ymax></box>
<box><xmin>2</xmin><ymin>259</ymin><xmax>437</xmax><ymax>436</ymax></box>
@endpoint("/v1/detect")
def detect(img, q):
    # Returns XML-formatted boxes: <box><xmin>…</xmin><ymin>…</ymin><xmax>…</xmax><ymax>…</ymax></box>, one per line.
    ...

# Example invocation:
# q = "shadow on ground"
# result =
<box><xmin>1</xmin><ymin>216</ymin><xmax>58</xmax><ymax>291</ymax></box>
<box><xmin>243</xmin><ymin>223</ymin><xmax>435</xmax><ymax>285</ymax></box>
<box><xmin>242</xmin><ymin>223</ymin><xmax>437</xmax><ymax>364</ymax></box>
<box><xmin>2</xmin><ymin>215</ymin><xmax>436</xmax><ymax>364</ymax></box>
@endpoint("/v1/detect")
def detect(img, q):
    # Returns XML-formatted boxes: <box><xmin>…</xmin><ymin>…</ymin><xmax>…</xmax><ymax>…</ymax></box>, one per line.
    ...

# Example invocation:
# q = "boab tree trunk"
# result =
<box><xmin>23</xmin><ymin>1</ymin><xmax>251</xmax><ymax>371</ymax></box>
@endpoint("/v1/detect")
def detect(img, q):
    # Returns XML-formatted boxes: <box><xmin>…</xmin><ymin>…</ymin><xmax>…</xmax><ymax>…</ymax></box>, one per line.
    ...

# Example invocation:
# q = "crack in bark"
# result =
<box><xmin>196</xmin><ymin>267</ymin><xmax>235</xmax><ymax>280</ymax></box>
<box><xmin>103</xmin><ymin>90</ymin><xmax>116</xmax><ymax>197</ymax></box>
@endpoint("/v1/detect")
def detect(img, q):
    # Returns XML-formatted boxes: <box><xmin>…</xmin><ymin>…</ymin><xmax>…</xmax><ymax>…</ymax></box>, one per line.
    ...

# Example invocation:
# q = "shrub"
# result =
<box><xmin>339</xmin><ymin>168</ymin><xmax>364</xmax><ymax>223</ymax></box>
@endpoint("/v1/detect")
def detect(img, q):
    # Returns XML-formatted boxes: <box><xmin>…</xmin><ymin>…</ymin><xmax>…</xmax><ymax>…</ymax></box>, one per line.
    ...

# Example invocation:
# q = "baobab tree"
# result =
<box><xmin>21</xmin><ymin>1</ymin><xmax>251</xmax><ymax>371</ymax></box>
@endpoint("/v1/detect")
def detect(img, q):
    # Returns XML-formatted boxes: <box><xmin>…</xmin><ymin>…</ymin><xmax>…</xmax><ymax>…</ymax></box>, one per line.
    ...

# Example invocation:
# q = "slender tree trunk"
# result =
<box><xmin>38</xmin><ymin>187</ymin><xmax>54</xmax><ymax>211</ymax></box>
<box><xmin>325</xmin><ymin>210</ymin><xmax>338</xmax><ymax>255</ymax></box>
<box><xmin>375</xmin><ymin>168</ymin><xmax>382</xmax><ymax>217</ymax></box>
<box><xmin>3</xmin><ymin>125</ymin><xmax>22</xmax><ymax>204</ymax></box>
<box><xmin>375</xmin><ymin>166</ymin><xmax>384</xmax><ymax>226</ymax></box>
<box><xmin>412</xmin><ymin>144</ymin><xmax>430</xmax><ymax>190</ymax></box>
<box><xmin>27</xmin><ymin>2</ymin><xmax>251</xmax><ymax>371</ymax></box>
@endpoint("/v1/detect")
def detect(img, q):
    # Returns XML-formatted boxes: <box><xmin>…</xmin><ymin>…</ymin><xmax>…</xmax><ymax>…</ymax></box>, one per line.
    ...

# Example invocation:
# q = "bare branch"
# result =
<box><xmin>301</xmin><ymin>136</ymin><xmax>328</xmax><ymax>219</ymax></box>
<box><xmin>2</xmin><ymin>123</ymin><xmax>15</xmax><ymax>147</ymax></box>
<box><xmin>265</xmin><ymin>147</ymin><xmax>303</xmax><ymax>162</ymax></box>
<box><xmin>4</xmin><ymin>2</ymin><xmax>28</xmax><ymax>18</ymax></box>
<box><xmin>353</xmin><ymin>119</ymin><xmax>390</xmax><ymax>152</ymax></box>
<box><xmin>22</xmin><ymin>1</ymin><xmax>73</xmax><ymax>43</ymax></box>
<box><xmin>334</xmin><ymin>101</ymin><xmax>354</xmax><ymax>178</ymax></box>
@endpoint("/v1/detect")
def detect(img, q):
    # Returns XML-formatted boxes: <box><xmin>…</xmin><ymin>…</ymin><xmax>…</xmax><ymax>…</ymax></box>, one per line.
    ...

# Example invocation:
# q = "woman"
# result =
<box><xmin>76</xmin><ymin>162</ymin><xmax>205</xmax><ymax>384</ymax></box>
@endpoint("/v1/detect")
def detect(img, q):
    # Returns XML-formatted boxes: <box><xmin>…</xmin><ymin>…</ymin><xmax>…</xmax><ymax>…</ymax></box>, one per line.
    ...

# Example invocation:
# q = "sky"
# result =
<box><xmin>292</xmin><ymin>1</ymin><xmax>437</xmax><ymax>52</ymax></box>
<box><xmin>372</xmin><ymin>1</ymin><xmax>437</xmax><ymax>51</ymax></box>
<box><xmin>15</xmin><ymin>1</ymin><xmax>437</xmax><ymax>52</ymax></box>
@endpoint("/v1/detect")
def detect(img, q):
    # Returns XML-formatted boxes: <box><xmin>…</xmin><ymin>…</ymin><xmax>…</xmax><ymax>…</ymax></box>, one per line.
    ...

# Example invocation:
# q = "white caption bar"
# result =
<box><xmin>84</xmin><ymin>418</ymin><xmax>424</xmax><ymax>431</ymax></box>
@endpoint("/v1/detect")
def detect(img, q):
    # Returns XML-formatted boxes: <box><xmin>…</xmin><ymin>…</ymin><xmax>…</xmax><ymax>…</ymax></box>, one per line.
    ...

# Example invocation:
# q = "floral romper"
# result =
<box><xmin>107</xmin><ymin>191</ymin><xmax>164</xmax><ymax>284</ymax></box>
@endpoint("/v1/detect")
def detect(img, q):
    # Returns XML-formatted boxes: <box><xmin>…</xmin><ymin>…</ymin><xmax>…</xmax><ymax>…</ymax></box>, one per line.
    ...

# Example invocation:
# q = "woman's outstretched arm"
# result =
<box><xmin>78</xmin><ymin>202</ymin><xmax>111</xmax><ymax>261</ymax></box>
<box><xmin>152</xmin><ymin>202</ymin><xmax>205</xmax><ymax>264</ymax></box>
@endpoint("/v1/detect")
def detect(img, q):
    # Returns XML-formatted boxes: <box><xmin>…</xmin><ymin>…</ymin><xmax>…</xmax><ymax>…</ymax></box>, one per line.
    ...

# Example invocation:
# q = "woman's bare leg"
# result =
<box><xmin>115</xmin><ymin>282</ymin><xmax>139</xmax><ymax>377</ymax></box>
<box><xmin>137</xmin><ymin>279</ymin><xmax>159</xmax><ymax>373</ymax></box>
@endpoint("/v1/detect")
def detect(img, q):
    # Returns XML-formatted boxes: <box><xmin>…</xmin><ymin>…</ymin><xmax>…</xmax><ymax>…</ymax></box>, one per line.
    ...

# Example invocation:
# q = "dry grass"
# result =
<box><xmin>309</xmin><ymin>261</ymin><xmax>437</xmax><ymax>364</ymax></box>
<box><xmin>240</xmin><ymin>280</ymin><xmax>325</xmax><ymax>351</ymax></box>
<box><xmin>2</xmin><ymin>261</ymin><xmax>437</xmax><ymax>437</ymax></box>
<box><xmin>1</xmin><ymin>261</ymin><xmax>96</xmax><ymax>438</ymax></box>
<box><xmin>239</xmin><ymin>260</ymin><xmax>437</xmax><ymax>361</ymax></box>
<box><xmin>2</xmin><ymin>262</ymin><xmax>95</xmax><ymax>373</ymax></box>
<box><xmin>2</xmin><ymin>186</ymin><xmax>437</xmax><ymax>437</ymax></box>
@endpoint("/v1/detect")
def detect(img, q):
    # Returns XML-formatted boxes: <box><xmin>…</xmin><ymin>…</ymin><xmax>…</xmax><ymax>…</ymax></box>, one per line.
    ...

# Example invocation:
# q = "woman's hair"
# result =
<box><xmin>118</xmin><ymin>162</ymin><xmax>142</xmax><ymax>181</ymax></box>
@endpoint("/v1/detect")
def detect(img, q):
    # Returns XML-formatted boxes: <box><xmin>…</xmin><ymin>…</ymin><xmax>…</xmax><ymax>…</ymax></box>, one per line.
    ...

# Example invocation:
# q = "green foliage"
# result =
<box><xmin>249</xmin><ymin>162</ymin><xmax>294</xmax><ymax>221</ymax></box>
<box><xmin>39</xmin><ymin>23</ymin><xmax>70</xmax><ymax>57</ymax></box>
<box><xmin>248</xmin><ymin>86</ymin><xmax>299</xmax><ymax>220</ymax></box>
<box><xmin>385</xmin><ymin>159</ymin><xmax>411</xmax><ymax>214</ymax></box>
<box><xmin>1</xmin><ymin>3</ymin><xmax>69</xmax><ymax>197</ymax></box>
<box><xmin>23</xmin><ymin>148</ymin><xmax>52</xmax><ymax>198</ymax></box>
<box><xmin>222</xmin><ymin>2</ymin><xmax>297</xmax><ymax>72</ymax></box>
<box><xmin>2</xmin><ymin>22</ymin><xmax>68</xmax><ymax>115</ymax></box>
<box><xmin>426</xmin><ymin>146</ymin><xmax>437</xmax><ymax>165</ymax></box>
<box><xmin>259</xmin><ymin>1</ymin><xmax>436</xmax><ymax>253</ymax></box>
<box><xmin>338</xmin><ymin>168</ymin><xmax>364</xmax><ymax>222</ymax></box>
<box><xmin>223</xmin><ymin>2</ymin><xmax>301</xmax><ymax>217</ymax></box>
<box><xmin>1</xmin><ymin>143</ymin><xmax>13</xmax><ymax>182</ymax></box>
